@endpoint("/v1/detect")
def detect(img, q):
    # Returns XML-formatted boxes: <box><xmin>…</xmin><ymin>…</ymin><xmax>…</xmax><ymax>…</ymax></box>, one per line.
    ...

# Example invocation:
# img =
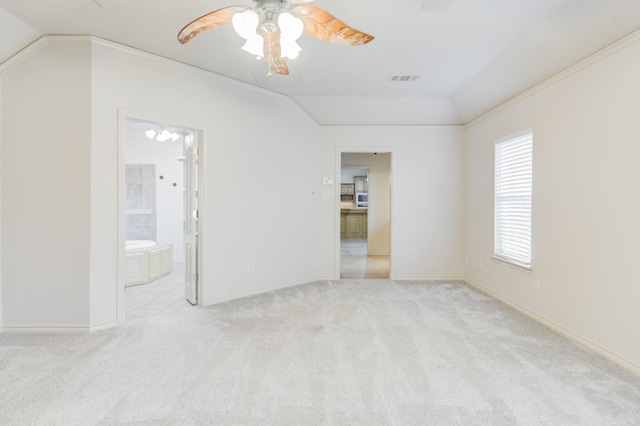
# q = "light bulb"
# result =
<box><xmin>145</xmin><ymin>129</ymin><xmax>156</xmax><ymax>139</ymax></box>
<box><xmin>171</xmin><ymin>133</ymin><xmax>181</xmax><ymax>142</ymax></box>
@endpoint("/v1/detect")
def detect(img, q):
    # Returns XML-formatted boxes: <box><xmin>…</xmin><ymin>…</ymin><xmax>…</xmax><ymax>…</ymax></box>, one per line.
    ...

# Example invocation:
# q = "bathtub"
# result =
<box><xmin>125</xmin><ymin>240</ymin><xmax>173</xmax><ymax>286</ymax></box>
<box><xmin>126</xmin><ymin>240</ymin><xmax>157</xmax><ymax>250</ymax></box>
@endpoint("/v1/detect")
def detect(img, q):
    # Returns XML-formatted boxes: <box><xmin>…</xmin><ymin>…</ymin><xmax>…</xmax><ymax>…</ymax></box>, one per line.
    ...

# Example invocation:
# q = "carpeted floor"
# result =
<box><xmin>1</xmin><ymin>279</ymin><xmax>640</xmax><ymax>425</ymax></box>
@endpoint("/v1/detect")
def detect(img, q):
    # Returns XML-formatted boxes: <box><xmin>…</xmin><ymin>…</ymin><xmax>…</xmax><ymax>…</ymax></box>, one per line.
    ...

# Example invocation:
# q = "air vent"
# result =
<box><xmin>390</xmin><ymin>75</ymin><xmax>419</xmax><ymax>82</ymax></box>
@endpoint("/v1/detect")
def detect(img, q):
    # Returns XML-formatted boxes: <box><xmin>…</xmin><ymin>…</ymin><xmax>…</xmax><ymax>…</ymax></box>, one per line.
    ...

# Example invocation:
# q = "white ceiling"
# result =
<box><xmin>2</xmin><ymin>0</ymin><xmax>640</xmax><ymax>125</ymax></box>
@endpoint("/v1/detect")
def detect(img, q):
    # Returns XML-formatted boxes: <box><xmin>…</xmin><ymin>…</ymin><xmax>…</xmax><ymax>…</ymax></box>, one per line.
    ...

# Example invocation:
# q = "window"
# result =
<box><xmin>494</xmin><ymin>130</ymin><xmax>533</xmax><ymax>268</ymax></box>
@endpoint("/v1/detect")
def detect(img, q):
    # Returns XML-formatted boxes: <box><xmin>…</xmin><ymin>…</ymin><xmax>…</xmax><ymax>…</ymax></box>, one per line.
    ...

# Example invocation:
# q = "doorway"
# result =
<box><xmin>117</xmin><ymin>116</ymin><xmax>202</xmax><ymax>323</ymax></box>
<box><xmin>338</xmin><ymin>151</ymin><xmax>392</xmax><ymax>279</ymax></box>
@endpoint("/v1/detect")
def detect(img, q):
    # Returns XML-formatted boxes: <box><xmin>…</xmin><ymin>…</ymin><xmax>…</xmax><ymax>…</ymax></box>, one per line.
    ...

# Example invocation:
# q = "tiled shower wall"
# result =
<box><xmin>126</xmin><ymin>164</ymin><xmax>156</xmax><ymax>241</ymax></box>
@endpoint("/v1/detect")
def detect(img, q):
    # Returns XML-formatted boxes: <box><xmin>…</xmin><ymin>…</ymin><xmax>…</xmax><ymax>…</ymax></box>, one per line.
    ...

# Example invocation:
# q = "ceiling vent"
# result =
<box><xmin>390</xmin><ymin>75</ymin><xmax>419</xmax><ymax>82</ymax></box>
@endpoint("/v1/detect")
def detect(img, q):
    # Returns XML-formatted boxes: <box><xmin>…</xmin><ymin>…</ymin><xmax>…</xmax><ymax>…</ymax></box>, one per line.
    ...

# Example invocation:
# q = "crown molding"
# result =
<box><xmin>0</xmin><ymin>35</ymin><xmax>320</xmax><ymax>128</ymax></box>
<box><xmin>0</xmin><ymin>35</ymin><xmax>92</xmax><ymax>74</ymax></box>
<box><xmin>320</xmin><ymin>124</ymin><xmax>464</xmax><ymax>131</ymax></box>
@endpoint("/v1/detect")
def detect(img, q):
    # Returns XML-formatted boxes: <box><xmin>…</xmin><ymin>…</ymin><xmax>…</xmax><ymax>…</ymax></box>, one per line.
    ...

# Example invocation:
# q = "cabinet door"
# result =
<box><xmin>362</xmin><ymin>213</ymin><xmax>368</xmax><ymax>237</ymax></box>
<box><xmin>346</xmin><ymin>184</ymin><xmax>354</xmax><ymax>195</ymax></box>
<box><xmin>346</xmin><ymin>215</ymin><xmax>362</xmax><ymax>238</ymax></box>
<box><xmin>355</xmin><ymin>176</ymin><xmax>367</xmax><ymax>193</ymax></box>
<box><xmin>340</xmin><ymin>214</ymin><xmax>347</xmax><ymax>239</ymax></box>
<box><xmin>160</xmin><ymin>246</ymin><xmax>173</xmax><ymax>274</ymax></box>
<box><xmin>149</xmin><ymin>248</ymin><xmax>162</xmax><ymax>280</ymax></box>
<box><xmin>125</xmin><ymin>252</ymin><xmax>148</xmax><ymax>286</ymax></box>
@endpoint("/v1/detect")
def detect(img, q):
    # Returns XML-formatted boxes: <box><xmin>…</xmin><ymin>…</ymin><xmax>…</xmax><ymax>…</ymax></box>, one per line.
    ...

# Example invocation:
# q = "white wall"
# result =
<box><xmin>89</xmin><ymin>38</ymin><xmax>319</xmax><ymax>326</ymax></box>
<box><xmin>0</xmin><ymin>36</ymin><xmax>319</xmax><ymax>329</ymax></box>
<box><xmin>342</xmin><ymin>153</ymin><xmax>390</xmax><ymax>255</ymax></box>
<box><xmin>318</xmin><ymin>127</ymin><xmax>465</xmax><ymax>280</ymax></box>
<box><xmin>125</xmin><ymin>124</ymin><xmax>185</xmax><ymax>262</ymax></box>
<box><xmin>340</xmin><ymin>168</ymin><xmax>367</xmax><ymax>184</ymax></box>
<box><xmin>1</xmin><ymin>40</ymin><xmax>92</xmax><ymax>328</ymax></box>
<box><xmin>464</xmin><ymin>35</ymin><xmax>640</xmax><ymax>369</ymax></box>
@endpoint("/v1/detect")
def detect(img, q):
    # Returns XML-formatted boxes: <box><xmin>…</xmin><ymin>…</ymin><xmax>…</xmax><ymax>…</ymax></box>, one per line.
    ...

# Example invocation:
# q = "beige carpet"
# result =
<box><xmin>1</xmin><ymin>279</ymin><xmax>640</xmax><ymax>424</ymax></box>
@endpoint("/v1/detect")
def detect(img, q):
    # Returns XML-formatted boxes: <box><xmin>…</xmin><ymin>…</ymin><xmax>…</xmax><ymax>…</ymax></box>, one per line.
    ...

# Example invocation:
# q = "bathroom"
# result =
<box><xmin>124</xmin><ymin>119</ymin><xmax>195</xmax><ymax>291</ymax></box>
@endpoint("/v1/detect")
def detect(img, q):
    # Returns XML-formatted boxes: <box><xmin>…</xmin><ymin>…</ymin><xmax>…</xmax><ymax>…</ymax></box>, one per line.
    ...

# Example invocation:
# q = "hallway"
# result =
<box><xmin>340</xmin><ymin>239</ymin><xmax>390</xmax><ymax>279</ymax></box>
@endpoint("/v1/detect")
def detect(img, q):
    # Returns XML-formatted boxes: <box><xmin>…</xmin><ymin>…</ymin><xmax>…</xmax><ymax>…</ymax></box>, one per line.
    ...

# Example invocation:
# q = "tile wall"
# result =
<box><xmin>126</xmin><ymin>164</ymin><xmax>156</xmax><ymax>241</ymax></box>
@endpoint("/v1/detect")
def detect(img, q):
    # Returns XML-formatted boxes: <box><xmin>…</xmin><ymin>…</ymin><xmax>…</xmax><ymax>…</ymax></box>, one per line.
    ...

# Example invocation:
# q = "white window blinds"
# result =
<box><xmin>494</xmin><ymin>131</ymin><xmax>533</xmax><ymax>267</ymax></box>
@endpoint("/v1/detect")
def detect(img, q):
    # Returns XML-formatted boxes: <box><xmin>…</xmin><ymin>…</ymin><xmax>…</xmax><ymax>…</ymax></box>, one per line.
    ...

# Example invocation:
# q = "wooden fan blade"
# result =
<box><xmin>263</xmin><ymin>31</ymin><xmax>289</xmax><ymax>75</ymax></box>
<box><xmin>292</xmin><ymin>5</ymin><xmax>374</xmax><ymax>46</ymax></box>
<box><xmin>178</xmin><ymin>5</ymin><xmax>251</xmax><ymax>44</ymax></box>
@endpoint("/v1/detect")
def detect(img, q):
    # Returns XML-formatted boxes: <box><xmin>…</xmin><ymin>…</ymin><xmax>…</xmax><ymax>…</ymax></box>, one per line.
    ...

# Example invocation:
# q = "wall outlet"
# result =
<box><xmin>534</xmin><ymin>280</ymin><xmax>540</xmax><ymax>292</ymax></box>
<box><xmin>248</xmin><ymin>264</ymin><xmax>254</xmax><ymax>273</ymax></box>
<box><xmin>465</xmin><ymin>256</ymin><xmax>469</xmax><ymax>265</ymax></box>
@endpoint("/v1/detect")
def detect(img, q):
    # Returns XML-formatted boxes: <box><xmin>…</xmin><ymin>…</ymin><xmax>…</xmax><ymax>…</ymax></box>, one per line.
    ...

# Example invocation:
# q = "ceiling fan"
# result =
<box><xmin>178</xmin><ymin>0</ymin><xmax>374</xmax><ymax>76</ymax></box>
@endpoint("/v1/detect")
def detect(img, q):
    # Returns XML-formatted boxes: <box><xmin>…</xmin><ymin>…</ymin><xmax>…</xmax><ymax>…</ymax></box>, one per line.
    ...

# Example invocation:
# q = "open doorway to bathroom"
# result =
<box><xmin>339</xmin><ymin>152</ymin><xmax>391</xmax><ymax>279</ymax></box>
<box><xmin>118</xmin><ymin>117</ymin><xmax>201</xmax><ymax>322</ymax></box>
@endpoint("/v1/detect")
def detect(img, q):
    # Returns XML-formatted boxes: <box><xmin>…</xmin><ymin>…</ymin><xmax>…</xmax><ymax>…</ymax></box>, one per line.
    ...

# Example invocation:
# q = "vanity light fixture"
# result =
<box><xmin>145</xmin><ymin>128</ymin><xmax>182</xmax><ymax>142</ymax></box>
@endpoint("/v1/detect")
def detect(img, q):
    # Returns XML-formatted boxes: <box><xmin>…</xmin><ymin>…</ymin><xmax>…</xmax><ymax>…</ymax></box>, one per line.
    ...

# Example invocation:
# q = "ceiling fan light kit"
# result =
<box><xmin>178</xmin><ymin>0</ymin><xmax>374</xmax><ymax>76</ymax></box>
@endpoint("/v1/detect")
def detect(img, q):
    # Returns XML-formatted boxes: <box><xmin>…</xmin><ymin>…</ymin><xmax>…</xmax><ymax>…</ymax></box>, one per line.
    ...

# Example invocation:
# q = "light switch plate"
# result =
<box><xmin>322</xmin><ymin>177</ymin><xmax>334</xmax><ymax>186</ymax></box>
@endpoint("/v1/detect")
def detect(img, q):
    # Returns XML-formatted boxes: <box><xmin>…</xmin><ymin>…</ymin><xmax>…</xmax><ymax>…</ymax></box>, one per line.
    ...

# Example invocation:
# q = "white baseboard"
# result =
<box><xmin>464</xmin><ymin>278</ymin><xmax>640</xmax><ymax>376</ymax></box>
<box><xmin>1</xmin><ymin>322</ymin><xmax>118</xmax><ymax>333</ymax></box>
<box><xmin>2</xmin><ymin>325</ymin><xmax>92</xmax><ymax>333</ymax></box>
<box><xmin>393</xmin><ymin>276</ymin><xmax>465</xmax><ymax>281</ymax></box>
<box><xmin>90</xmin><ymin>322</ymin><xmax>118</xmax><ymax>333</ymax></box>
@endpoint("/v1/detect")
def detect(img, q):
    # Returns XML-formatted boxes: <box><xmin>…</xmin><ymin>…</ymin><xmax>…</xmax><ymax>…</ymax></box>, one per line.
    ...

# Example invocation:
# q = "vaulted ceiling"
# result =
<box><xmin>2</xmin><ymin>0</ymin><xmax>640</xmax><ymax>125</ymax></box>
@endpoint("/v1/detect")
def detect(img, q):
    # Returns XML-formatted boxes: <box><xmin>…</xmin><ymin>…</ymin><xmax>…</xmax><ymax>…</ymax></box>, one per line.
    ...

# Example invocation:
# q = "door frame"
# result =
<box><xmin>335</xmin><ymin>147</ymin><xmax>394</xmax><ymax>279</ymax></box>
<box><xmin>116</xmin><ymin>110</ymin><xmax>206</xmax><ymax>324</ymax></box>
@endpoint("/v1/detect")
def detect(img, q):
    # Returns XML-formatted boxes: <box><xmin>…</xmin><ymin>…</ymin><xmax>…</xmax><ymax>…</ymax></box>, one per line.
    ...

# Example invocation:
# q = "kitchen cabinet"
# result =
<box><xmin>340</xmin><ymin>183</ymin><xmax>355</xmax><ymax>195</ymax></box>
<box><xmin>340</xmin><ymin>183</ymin><xmax>355</xmax><ymax>201</ymax></box>
<box><xmin>354</xmin><ymin>176</ymin><xmax>368</xmax><ymax>193</ymax></box>
<box><xmin>340</xmin><ymin>209</ymin><xmax>367</xmax><ymax>239</ymax></box>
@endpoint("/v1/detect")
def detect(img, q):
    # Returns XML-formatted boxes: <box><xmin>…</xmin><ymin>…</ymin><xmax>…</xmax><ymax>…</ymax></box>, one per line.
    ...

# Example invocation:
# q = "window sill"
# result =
<box><xmin>491</xmin><ymin>256</ymin><xmax>533</xmax><ymax>273</ymax></box>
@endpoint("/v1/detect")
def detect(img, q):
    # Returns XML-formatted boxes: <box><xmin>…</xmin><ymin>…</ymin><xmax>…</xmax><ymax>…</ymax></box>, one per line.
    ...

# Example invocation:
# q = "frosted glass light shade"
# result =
<box><xmin>278</xmin><ymin>12</ymin><xmax>303</xmax><ymax>59</ymax></box>
<box><xmin>232</xmin><ymin>10</ymin><xmax>259</xmax><ymax>40</ymax></box>
<box><xmin>280</xmin><ymin>39</ymin><xmax>301</xmax><ymax>59</ymax></box>
<box><xmin>242</xmin><ymin>34</ymin><xmax>264</xmax><ymax>57</ymax></box>
<box><xmin>157</xmin><ymin>130</ymin><xmax>172</xmax><ymax>142</ymax></box>
<box><xmin>233</xmin><ymin>10</ymin><xmax>263</xmax><ymax>58</ymax></box>
<box><xmin>145</xmin><ymin>129</ymin><xmax>156</xmax><ymax>139</ymax></box>
<box><xmin>278</xmin><ymin>12</ymin><xmax>303</xmax><ymax>41</ymax></box>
